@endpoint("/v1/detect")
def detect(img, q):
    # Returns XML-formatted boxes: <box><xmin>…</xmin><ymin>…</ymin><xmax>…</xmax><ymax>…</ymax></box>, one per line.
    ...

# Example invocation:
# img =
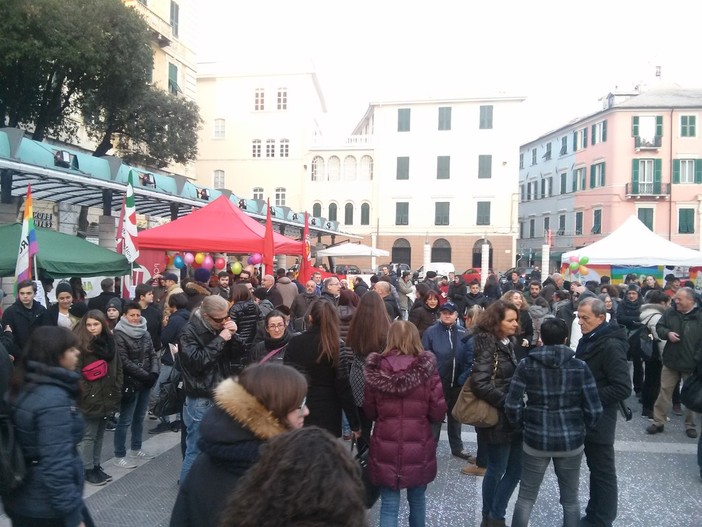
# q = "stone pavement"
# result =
<box><xmin>2</xmin><ymin>393</ymin><xmax>701</xmax><ymax>526</ymax></box>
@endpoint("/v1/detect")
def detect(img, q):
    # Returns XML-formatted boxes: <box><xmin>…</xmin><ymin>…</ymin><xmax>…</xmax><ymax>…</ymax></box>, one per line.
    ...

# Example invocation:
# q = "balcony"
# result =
<box><xmin>634</xmin><ymin>135</ymin><xmax>662</xmax><ymax>150</ymax></box>
<box><xmin>625</xmin><ymin>182</ymin><xmax>670</xmax><ymax>198</ymax></box>
<box><xmin>124</xmin><ymin>0</ymin><xmax>172</xmax><ymax>47</ymax></box>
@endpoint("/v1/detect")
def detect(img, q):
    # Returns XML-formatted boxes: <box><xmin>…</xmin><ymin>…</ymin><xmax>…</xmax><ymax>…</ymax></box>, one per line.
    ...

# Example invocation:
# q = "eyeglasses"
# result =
<box><xmin>297</xmin><ymin>397</ymin><xmax>307</xmax><ymax>416</ymax></box>
<box><xmin>207</xmin><ymin>314</ymin><xmax>230</xmax><ymax>323</ymax></box>
<box><xmin>267</xmin><ymin>323</ymin><xmax>285</xmax><ymax>330</ymax></box>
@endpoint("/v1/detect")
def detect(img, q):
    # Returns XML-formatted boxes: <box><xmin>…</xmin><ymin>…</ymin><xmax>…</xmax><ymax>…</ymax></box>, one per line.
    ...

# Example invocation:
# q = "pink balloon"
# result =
<box><xmin>251</xmin><ymin>253</ymin><xmax>263</xmax><ymax>265</ymax></box>
<box><xmin>184</xmin><ymin>252</ymin><xmax>195</xmax><ymax>265</ymax></box>
<box><xmin>202</xmin><ymin>255</ymin><xmax>214</xmax><ymax>270</ymax></box>
<box><xmin>569</xmin><ymin>255</ymin><xmax>579</xmax><ymax>263</ymax></box>
<box><xmin>215</xmin><ymin>257</ymin><xmax>226</xmax><ymax>270</ymax></box>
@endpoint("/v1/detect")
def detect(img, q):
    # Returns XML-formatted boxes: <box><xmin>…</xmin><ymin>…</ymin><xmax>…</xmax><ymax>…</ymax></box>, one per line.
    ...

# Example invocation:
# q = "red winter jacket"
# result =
<box><xmin>363</xmin><ymin>350</ymin><xmax>447</xmax><ymax>490</ymax></box>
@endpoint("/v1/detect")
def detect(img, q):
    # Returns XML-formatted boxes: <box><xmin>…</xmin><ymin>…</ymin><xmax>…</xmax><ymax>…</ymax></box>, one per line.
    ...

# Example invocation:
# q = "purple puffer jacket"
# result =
<box><xmin>363</xmin><ymin>350</ymin><xmax>447</xmax><ymax>490</ymax></box>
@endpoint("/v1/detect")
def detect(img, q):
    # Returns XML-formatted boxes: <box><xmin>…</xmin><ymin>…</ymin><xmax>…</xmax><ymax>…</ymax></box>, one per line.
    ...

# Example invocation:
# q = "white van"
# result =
<box><xmin>415</xmin><ymin>262</ymin><xmax>455</xmax><ymax>282</ymax></box>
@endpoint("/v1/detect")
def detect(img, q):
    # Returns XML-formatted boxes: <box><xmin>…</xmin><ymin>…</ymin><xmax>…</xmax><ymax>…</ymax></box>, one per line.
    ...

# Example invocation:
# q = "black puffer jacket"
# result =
<box><xmin>470</xmin><ymin>331</ymin><xmax>521</xmax><ymax>445</ymax></box>
<box><xmin>178</xmin><ymin>311</ymin><xmax>246</xmax><ymax>398</ymax></box>
<box><xmin>228</xmin><ymin>300</ymin><xmax>261</xmax><ymax>346</ymax></box>
<box><xmin>448</xmin><ymin>278</ymin><xmax>468</xmax><ymax>316</ymax></box>
<box><xmin>77</xmin><ymin>331</ymin><xmax>123</xmax><ymax>418</ymax></box>
<box><xmin>617</xmin><ymin>297</ymin><xmax>643</xmax><ymax>331</ymax></box>
<box><xmin>113</xmin><ymin>318</ymin><xmax>158</xmax><ymax>390</ymax></box>
<box><xmin>160</xmin><ymin>308</ymin><xmax>190</xmax><ymax>366</ymax></box>
<box><xmin>409</xmin><ymin>303</ymin><xmax>439</xmax><ymax>337</ymax></box>
<box><xmin>169</xmin><ymin>378</ymin><xmax>287</xmax><ymax>527</ymax></box>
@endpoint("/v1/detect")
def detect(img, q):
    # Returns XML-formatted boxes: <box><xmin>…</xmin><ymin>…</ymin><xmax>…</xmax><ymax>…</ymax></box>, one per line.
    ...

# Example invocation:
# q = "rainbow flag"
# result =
<box><xmin>15</xmin><ymin>185</ymin><xmax>38</xmax><ymax>282</ymax></box>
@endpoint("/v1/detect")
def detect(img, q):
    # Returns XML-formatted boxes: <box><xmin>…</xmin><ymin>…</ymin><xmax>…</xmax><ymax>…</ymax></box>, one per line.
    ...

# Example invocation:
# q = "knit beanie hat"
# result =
<box><xmin>253</xmin><ymin>287</ymin><xmax>268</xmax><ymax>301</ymax></box>
<box><xmin>627</xmin><ymin>283</ymin><xmax>640</xmax><ymax>293</ymax></box>
<box><xmin>55</xmin><ymin>281</ymin><xmax>73</xmax><ymax>296</ymax></box>
<box><xmin>193</xmin><ymin>268</ymin><xmax>211</xmax><ymax>284</ymax></box>
<box><xmin>106</xmin><ymin>297</ymin><xmax>123</xmax><ymax>315</ymax></box>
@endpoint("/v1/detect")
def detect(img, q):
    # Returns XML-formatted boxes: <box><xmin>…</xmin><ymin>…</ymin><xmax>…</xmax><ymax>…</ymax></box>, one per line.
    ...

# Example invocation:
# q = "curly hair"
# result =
<box><xmin>475</xmin><ymin>300</ymin><xmax>519</xmax><ymax>336</ymax></box>
<box><xmin>219</xmin><ymin>427</ymin><xmax>367</xmax><ymax>527</ymax></box>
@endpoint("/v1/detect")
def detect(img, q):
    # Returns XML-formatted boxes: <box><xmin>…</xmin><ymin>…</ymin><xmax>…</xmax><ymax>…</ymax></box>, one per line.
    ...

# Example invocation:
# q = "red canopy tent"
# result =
<box><xmin>136</xmin><ymin>196</ymin><xmax>302</xmax><ymax>273</ymax></box>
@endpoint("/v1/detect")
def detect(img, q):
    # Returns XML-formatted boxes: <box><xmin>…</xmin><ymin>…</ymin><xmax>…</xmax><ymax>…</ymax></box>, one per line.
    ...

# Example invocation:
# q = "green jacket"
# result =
<box><xmin>656</xmin><ymin>305</ymin><xmax>702</xmax><ymax>372</ymax></box>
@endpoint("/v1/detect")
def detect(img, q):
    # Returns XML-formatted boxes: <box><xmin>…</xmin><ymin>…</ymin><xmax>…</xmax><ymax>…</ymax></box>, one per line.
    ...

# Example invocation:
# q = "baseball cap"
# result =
<box><xmin>440</xmin><ymin>301</ymin><xmax>458</xmax><ymax>313</ymax></box>
<box><xmin>162</xmin><ymin>272</ymin><xmax>179</xmax><ymax>282</ymax></box>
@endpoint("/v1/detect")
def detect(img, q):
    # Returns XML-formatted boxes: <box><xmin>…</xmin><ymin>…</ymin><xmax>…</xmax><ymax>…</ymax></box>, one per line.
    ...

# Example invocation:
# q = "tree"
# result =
<box><xmin>0</xmin><ymin>0</ymin><xmax>200</xmax><ymax>165</ymax></box>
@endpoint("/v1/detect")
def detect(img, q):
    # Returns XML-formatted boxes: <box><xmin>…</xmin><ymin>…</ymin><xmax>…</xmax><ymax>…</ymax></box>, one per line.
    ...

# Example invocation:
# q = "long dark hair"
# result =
<box><xmin>346</xmin><ymin>291</ymin><xmax>389</xmax><ymax>357</ymax></box>
<box><xmin>74</xmin><ymin>309</ymin><xmax>109</xmax><ymax>352</ymax></box>
<box><xmin>306</xmin><ymin>299</ymin><xmax>340</xmax><ymax>365</ymax></box>
<box><xmin>10</xmin><ymin>326</ymin><xmax>79</xmax><ymax>398</ymax></box>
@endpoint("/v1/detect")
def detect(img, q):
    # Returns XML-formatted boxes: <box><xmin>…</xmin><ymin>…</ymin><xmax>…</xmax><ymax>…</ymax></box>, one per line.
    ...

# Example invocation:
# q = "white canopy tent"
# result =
<box><xmin>561</xmin><ymin>215</ymin><xmax>702</xmax><ymax>266</ymax></box>
<box><xmin>315</xmin><ymin>243</ymin><xmax>390</xmax><ymax>258</ymax></box>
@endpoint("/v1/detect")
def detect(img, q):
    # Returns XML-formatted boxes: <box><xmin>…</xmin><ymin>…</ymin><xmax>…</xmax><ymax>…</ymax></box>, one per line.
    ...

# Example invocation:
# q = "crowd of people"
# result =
<box><xmin>0</xmin><ymin>264</ymin><xmax>700</xmax><ymax>526</ymax></box>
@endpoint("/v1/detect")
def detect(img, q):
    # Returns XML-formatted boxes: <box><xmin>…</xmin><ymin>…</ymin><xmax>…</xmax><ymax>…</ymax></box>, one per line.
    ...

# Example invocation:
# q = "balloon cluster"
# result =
<box><xmin>568</xmin><ymin>255</ymin><xmax>589</xmax><ymax>275</ymax></box>
<box><xmin>171</xmin><ymin>252</ymin><xmax>228</xmax><ymax>271</ymax></box>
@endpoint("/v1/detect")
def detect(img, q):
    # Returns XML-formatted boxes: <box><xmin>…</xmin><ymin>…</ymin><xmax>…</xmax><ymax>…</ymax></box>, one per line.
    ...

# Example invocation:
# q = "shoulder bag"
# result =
<box><xmin>680</xmin><ymin>358</ymin><xmax>702</xmax><ymax>413</ymax></box>
<box><xmin>451</xmin><ymin>349</ymin><xmax>499</xmax><ymax>428</ymax></box>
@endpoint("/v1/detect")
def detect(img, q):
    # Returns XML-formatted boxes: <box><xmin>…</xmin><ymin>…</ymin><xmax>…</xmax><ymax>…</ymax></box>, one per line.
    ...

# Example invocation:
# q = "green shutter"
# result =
<box><xmin>583</xmin><ymin>127</ymin><xmax>588</xmax><ymax>147</ymax></box>
<box><xmin>695</xmin><ymin>160</ymin><xmax>702</xmax><ymax>184</ymax></box>
<box><xmin>692</xmin><ymin>116</ymin><xmax>697</xmax><ymax>137</ymax></box>
<box><xmin>573</xmin><ymin>132</ymin><xmax>577</xmax><ymax>151</ymax></box>
<box><xmin>572</xmin><ymin>172</ymin><xmax>577</xmax><ymax>192</ymax></box>
<box><xmin>590</xmin><ymin>165</ymin><xmax>596</xmax><ymax>188</ymax></box>
<box><xmin>632</xmin><ymin>159</ymin><xmax>639</xmax><ymax>193</ymax></box>
<box><xmin>592</xmin><ymin>124</ymin><xmax>596</xmax><ymax>144</ymax></box>
<box><xmin>656</xmin><ymin>115</ymin><xmax>663</xmax><ymax>137</ymax></box>
<box><xmin>601</xmin><ymin>162</ymin><xmax>605</xmax><ymax>186</ymax></box>
<box><xmin>654</xmin><ymin>159</ymin><xmax>662</xmax><ymax>193</ymax></box>
<box><xmin>673</xmin><ymin>159</ymin><xmax>681</xmax><ymax>184</ymax></box>
<box><xmin>602</xmin><ymin>120</ymin><xmax>607</xmax><ymax>142</ymax></box>
<box><xmin>632</xmin><ymin>116</ymin><xmax>639</xmax><ymax>136</ymax></box>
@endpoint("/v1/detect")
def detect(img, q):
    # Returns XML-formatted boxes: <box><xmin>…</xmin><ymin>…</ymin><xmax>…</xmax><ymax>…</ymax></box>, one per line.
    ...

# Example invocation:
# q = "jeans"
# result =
<box><xmin>8</xmin><ymin>505</ymin><xmax>95</xmax><ymax>527</ymax></box>
<box><xmin>378</xmin><ymin>485</ymin><xmax>427</xmax><ymax>527</ymax></box>
<box><xmin>511</xmin><ymin>450</ymin><xmax>582</xmax><ymax>527</ymax></box>
<box><xmin>482</xmin><ymin>438</ymin><xmax>522</xmax><ymax>520</ymax></box>
<box><xmin>583</xmin><ymin>441</ymin><xmax>617</xmax><ymax>526</ymax></box>
<box><xmin>653</xmin><ymin>366</ymin><xmax>696</xmax><ymax>430</ymax></box>
<box><xmin>153</xmin><ymin>364</ymin><xmax>174</xmax><ymax>423</ymax></box>
<box><xmin>432</xmin><ymin>384</ymin><xmax>463</xmax><ymax>454</ymax></box>
<box><xmin>78</xmin><ymin>416</ymin><xmax>107</xmax><ymax>469</ymax></box>
<box><xmin>698</xmin><ymin>432</ymin><xmax>702</xmax><ymax>471</ymax></box>
<box><xmin>475</xmin><ymin>431</ymin><xmax>488</xmax><ymax>468</ymax></box>
<box><xmin>114</xmin><ymin>387</ymin><xmax>150</xmax><ymax>458</ymax></box>
<box><xmin>180</xmin><ymin>396</ymin><xmax>212</xmax><ymax>484</ymax></box>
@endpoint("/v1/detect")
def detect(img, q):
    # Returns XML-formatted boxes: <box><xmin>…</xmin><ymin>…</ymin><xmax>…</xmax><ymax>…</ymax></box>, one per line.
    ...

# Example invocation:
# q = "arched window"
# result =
<box><xmin>361</xmin><ymin>203</ymin><xmax>370</xmax><ymax>225</ymax></box>
<box><xmin>311</xmin><ymin>156</ymin><xmax>324</xmax><ymax>181</ymax></box>
<box><xmin>360</xmin><ymin>155</ymin><xmax>373</xmax><ymax>180</ymax></box>
<box><xmin>312</xmin><ymin>203</ymin><xmax>322</xmax><ymax>217</ymax></box>
<box><xmin>392</xmin><ymin>238</ymin><xmax>411</xmax><ymax>265</ymax></box>
<box><xmin>472</xmin><ymin>239</ymin><xmax>493</xmax><ymax>269</ymax></box>
<box><xmin>431</xmin><ymin>238</ymin><xmax>452</xmax><ymax>263</ymax></box>
<box><xmin>343</xmin><ymin>156</ymin><xmax>357</xmax><ymax>181</ymax></box>
<box><xmin>344</xmin><ymin>203</ymin><xmax>354</xmax><ymax>225</ymax></box>
<box><xmin>328</xmin><ymin>156</ymin><xmax>341</xmax><ymax>181</ymax></box>
<box><xmin>328</xmin><ymin>203</ymin><xmax>338</xmax><ymax>221</ymax></box>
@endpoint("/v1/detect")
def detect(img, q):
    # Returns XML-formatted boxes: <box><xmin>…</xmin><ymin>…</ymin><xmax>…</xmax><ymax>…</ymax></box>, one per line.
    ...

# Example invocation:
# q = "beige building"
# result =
<box><xmin>196</xmin><ymin>62</ymin><xmax>327</xmax><ymax>211</ymax></box>
<box><xmin>306</xmin><ymin>97</ymin><xmax>526</xmax><ymax>272</ymax></box>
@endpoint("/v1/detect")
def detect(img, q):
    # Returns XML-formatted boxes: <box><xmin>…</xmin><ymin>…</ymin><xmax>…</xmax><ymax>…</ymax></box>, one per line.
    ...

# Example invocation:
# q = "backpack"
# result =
<box><xmin>628</xmin><ymin>314</ymin><xmax>660</xmax><ymax>361</ymax></box>
<box><xmin>0</xmin><ymin>401</ymin><xmax>26</xmax><ymax>495</ymax></box>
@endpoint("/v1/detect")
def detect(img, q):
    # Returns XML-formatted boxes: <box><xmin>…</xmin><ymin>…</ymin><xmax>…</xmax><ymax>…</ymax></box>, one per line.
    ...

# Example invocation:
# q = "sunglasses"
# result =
<box><xmin>297</xmin><ymin>396</ymin><xmax>307</xmax><ymax>416</ymax></box>
<box><xmin>208</xmin><ymin>314</ymin><xmax>229</xmax><ymax>323</ymax></box>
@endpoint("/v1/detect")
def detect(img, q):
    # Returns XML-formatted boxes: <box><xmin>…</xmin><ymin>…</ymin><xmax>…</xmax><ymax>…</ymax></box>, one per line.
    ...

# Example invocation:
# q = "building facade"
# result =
<box><xmin>518</xmin><ymin>87</ymin><xmax>702</xmax><ymax>272</ymax></box>
<box><xmin>306</xmin><ymin>97</ymin><xmax>526</xmax><ymax>272</ymax></box>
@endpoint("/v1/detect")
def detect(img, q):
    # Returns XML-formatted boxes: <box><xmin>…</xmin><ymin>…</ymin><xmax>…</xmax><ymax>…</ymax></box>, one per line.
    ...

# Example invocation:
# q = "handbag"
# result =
<box><xmin>152</xmin><ymin>368</ymin><xmax>185</xmax><ymax>418</ymax></box>
<box><xmin>680</xmin><ymin>368</ymin><xmax>702</xmax><ymax>413</ymax></box>
<box><xmin>81</xmin><ymin>359</ymin><xmax>108</xmax><ymax>382</ymax></box>
<box><xmin>350</xmin><ymin>438</ymin><xmax>380</xmax><ymax>509</ymax></box>
<box><xmin>451</xmin><ymin>350</ymin><xmax>499</xmax><ymax>428</ymax></box>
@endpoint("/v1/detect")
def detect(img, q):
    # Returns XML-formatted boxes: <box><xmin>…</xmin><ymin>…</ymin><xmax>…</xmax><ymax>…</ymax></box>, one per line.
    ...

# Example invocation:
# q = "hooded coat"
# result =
<box><xmin>169</xmin><ymin>378</ymin><xmax>287</xmax><ymax>527</ymax></box>
<box><xmin>274</xmin><ymin>276</ymin><xmax>299</xmax><ymax>308</ymax></box>
<box><xmin>77</xmin><ymin>330</ymin><xmax>123</xmax><ymax>417</ymax></box>
<box><xmin>113</xmin><ymin>317</ymin><xmax>158</xmax><ymax>390</ymax></box>
<box><xmin>408</xmin><ymin>302</ymin><xmax>439</xmax><ymax>337</ymax></box>
<box><xmin>363</xmin><ymin>351</ymin><xmax>447</xmax><ymax>490</ymax></box>
<box><xmin>504</xmin><ymin>344</ymin><xmax>603</xmax><ymax>453</ymax></box>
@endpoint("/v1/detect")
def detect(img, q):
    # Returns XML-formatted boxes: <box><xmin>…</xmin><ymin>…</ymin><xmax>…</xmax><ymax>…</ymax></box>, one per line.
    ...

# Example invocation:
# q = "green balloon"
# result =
<box><xmin>231</xmin><ymin>261</ymin><xmax>242</xmax><ymax>274</ymax></box>
<box><xmin>570</xmin><ymin>262</ymin><xmax>579</xmax><ymax>271</ymax></box>
<box><xmin>579</xmin><ymin>256</ymin><xmax>590</xmax><ymax>265</ymax></box>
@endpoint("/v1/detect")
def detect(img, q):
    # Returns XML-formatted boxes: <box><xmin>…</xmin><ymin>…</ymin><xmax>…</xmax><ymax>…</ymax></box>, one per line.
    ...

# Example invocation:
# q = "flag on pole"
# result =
<box><xmin>298</xmin><ymin>211</ymin><xmax>312</xmax><ymax>283</ymax></box>
<box><xmin>121</xmin><ymin>171</ymin><xmax>139</xmax><ymax>263</ymax></box>
<box><xmin>263</xmin><ymin>198</ymin><xmax>275</xmax><ymax>275</ymax></box>
<box><xmin>15</xmin><ymin>185</ymin><xmax>38</xmax><ymax>282</ymax></box>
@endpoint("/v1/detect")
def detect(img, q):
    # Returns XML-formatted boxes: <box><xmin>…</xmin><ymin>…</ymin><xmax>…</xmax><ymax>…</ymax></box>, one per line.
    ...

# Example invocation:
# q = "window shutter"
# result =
<box><xmin>591</xmin><ymin>124</ymin><xmax>596</xmax><ymax>144</ymax></box>
<box><xmin>692</xmin><ymin>116</ymin><xmax>697</xmax><ymax>137</ymax></box>
<box><xmin>573</xmin><ymin>132</ymin><xmax>577</xmax><ymax>150</ymax></box>
<box><xmin>572</xmin><ymin>173</ymin><xmax>577</xmax><ymax>193</ymax></box>
<box><xmin>695</xmin><ymin>159</ymin><xmax>702</xmax><ymax>184</ymax></box>
<box><xmin>673</xmin><ymin>159</ymin><xmax>681</xmax><ymax>184</ymax></box>
<box><xmin>656</xmin><ymin>115</ymin><xmax>663</xmax><ymax>137</ymax></box>
<box><xmin>632</xmin><ymin>116</ymin><xmax>639</xmax><ymax>136</ymax></box>
<box><xmin>602</xmin><ymin>120</ymin><xmax>607</xmax><ymax>142</ymax></box>
<box><xmin>590</xmin><ymin>165</ymin><xmax>596</xmax><ymax>188</ymax></box>
<box><xmin>583</xmin><ymin>128</ymin><xmax>588</xmax><ymax>147</ymax></box>
<box><xmin>601</xmin><ymin>162</ymin><xmax>605</xmax><ymax>186</ymax></box>
<box><xmin>654</xmin><ymin>159</ymin><xmax>662</xmax><ymax>193</ymax></box>
<box><xmin>631</xmin><ymin>159</ymin><xmax>639</xmax><ymax>193</ymax></box>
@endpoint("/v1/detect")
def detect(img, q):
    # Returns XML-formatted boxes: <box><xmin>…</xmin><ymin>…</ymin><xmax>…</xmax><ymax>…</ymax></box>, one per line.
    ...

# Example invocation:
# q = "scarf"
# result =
<box><xmin>114</xmin><ymin>316</ymin><xmax>147</xmax><ymax>339</ymax></box>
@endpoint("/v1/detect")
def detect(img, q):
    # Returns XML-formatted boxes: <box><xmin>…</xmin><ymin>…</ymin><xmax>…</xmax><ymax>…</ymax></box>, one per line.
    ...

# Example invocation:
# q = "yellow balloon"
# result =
<box><xmin>579</xmin><ymin>265</ymin><xmax>589</xmax><ymax>275</ymax></box>
<box><xmin>194</xmin><ymin>252</ymin><xmax>205</xmax><ymax>264</ymax></box>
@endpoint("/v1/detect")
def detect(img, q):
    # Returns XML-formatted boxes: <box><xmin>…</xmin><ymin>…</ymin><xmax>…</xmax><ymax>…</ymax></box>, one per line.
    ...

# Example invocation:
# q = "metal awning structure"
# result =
<box><xmin>0</xmin><ymin>127</ymin><xmax>357</xmax><ymax>239</ymax></box>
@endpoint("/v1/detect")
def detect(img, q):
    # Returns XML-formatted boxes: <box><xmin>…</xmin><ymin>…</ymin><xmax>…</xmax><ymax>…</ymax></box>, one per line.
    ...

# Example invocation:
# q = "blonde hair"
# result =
<box><xmin>382</xmin><ymin>320</ymin><xmax>424</xmax><ymax>357</ymax></box>
<box><xmin>464</xmin><ymin>305</ymin><xmax>483</xmax><ymax>329</ymax></box>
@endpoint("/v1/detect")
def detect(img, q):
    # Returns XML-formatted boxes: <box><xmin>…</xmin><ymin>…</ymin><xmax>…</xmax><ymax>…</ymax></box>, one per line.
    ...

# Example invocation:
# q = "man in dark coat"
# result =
<box><xmin>421</xmin><ymin>301</ymin><xmax>469</xmax><ymax>459</ymax></box>
<box><xmin>575</xmin><ymin>297</ymin><xmax>631</xmax><ymax>527</ymax></box>
<box><xmin>376</xmin><ymin>281</ymin><xmax>400</xmax><ymax>320</ymax></box>
<box><xmin>87</xmin><ymin>278</ymin><xmax>121</xmax><ymax>314</ymax></box>
<box><xmin>1</xmin><ymin>279</ymin><xmax>49</xmax><ymax>356</ymax></box>
<box><xmin>465</xmin><ymin>280</ymin><xmax>489</xmax><ymax>310</ymax></box>
<box><xmin>290</xmin><ymin>280</ymin><xmax>317</xmax><ymax>331</ymax></box>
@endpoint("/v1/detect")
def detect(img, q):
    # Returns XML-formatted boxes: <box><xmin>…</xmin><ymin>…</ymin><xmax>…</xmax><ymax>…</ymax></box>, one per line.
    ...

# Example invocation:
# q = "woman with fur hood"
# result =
<box><xmin>363</xmin><ymin>320</ymin><xmax>447</xmax><ymax>527</ymax></box>
<box><xmin>169</xmin><ymin>362</ymin><xmax>309</xmax><ymax>527</ymax></box>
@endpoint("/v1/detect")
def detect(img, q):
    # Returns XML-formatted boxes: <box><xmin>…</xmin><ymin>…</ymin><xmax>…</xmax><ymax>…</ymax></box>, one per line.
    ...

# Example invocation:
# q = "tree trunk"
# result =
<box><xmin>93</xmin><ymin>132</ymin><xmax>114</xmax><ymax>157</ymax></box>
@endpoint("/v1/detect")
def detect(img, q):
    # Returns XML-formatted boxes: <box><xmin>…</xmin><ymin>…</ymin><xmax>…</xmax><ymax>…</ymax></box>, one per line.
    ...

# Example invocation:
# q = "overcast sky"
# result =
<box><xmin>196</xmin><ymin>0</ymin><xmax>702</xmax><ymax>141</ymax></box>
